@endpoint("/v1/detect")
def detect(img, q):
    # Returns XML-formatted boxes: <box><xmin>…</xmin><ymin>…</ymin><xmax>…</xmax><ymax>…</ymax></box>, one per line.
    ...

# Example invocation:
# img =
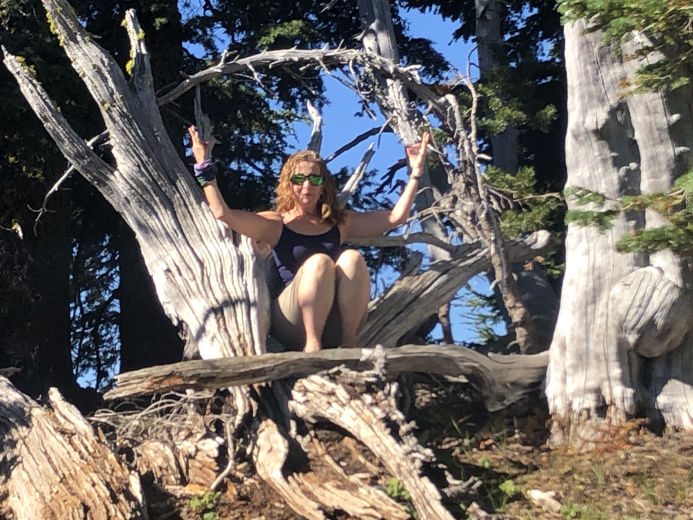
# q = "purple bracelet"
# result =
<box><xmin>194</xmin><ymin>159</ymin><xmax>217</xmax><ymax>186</ymax></box>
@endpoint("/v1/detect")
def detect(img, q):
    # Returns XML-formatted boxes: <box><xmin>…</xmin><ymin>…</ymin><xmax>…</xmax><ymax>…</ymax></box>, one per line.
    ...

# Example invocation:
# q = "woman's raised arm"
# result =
<box><xmin>188</xmin><ymin>126</ymin><xmax>282</xmax><ymax>246</ymax></box>
<box><xmin>342</xmin><ymin>131</ymin><xmax>430</xmax><ymax>239</ymax></box>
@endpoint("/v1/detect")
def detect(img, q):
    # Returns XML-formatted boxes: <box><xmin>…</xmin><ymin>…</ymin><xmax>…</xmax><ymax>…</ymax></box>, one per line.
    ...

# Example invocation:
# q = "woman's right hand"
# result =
<box><xmin>188</xmin><ymin>125</ymin><xmax>210</xmax><ymax>163</ymax></box>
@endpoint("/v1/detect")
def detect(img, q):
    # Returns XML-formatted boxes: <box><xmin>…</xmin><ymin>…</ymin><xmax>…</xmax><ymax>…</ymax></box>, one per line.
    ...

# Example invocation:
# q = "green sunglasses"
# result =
<box><xmin>290</xmin><ymin>173</ymin><xmax>324</xmax><ymax>186</ymax></box>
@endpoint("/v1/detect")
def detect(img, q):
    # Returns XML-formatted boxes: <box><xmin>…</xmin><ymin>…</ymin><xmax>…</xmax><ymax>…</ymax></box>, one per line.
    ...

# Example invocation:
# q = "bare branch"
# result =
<box><xmin>306</xmin><ymin>100</ymin><xmax>323</xmax><ymax>152</ymax></box>
<box><xmin>346</xmin><ymin>230</ymin><xmax>455</xmax><ymax>253</ymax></box>
<box><xmin>2</xmin><ymin>49</ymin><xmax>116</xmax><ymax>190</ymax></box>
<box><xmin>324</xmin><ymin>125</ymin><xmax>384</xmax><ymax>163</ymax></box>
<box><xmin>338</xmin><ymin>143</ymin><xmax>374</xmax><ymax>207</ymax></box>
<box><xmin>32</xmin><ymin>131</ymin><xmax>110</xmax><ymax>235</ymax></box>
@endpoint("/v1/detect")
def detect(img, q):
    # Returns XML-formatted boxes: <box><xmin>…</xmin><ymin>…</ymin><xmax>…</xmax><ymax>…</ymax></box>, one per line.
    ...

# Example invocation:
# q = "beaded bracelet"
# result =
<box><xmin>194</xmin><ymin>159</ymin><xmax>218</xmax><ymax>186</ymax></box>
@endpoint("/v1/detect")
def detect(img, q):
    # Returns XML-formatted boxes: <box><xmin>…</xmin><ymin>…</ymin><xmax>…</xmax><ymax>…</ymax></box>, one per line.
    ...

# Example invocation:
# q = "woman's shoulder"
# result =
<box><xmin>257</xmin><ymin>210</ymin><xmax>283</xmax><ymax>223</ymax></box>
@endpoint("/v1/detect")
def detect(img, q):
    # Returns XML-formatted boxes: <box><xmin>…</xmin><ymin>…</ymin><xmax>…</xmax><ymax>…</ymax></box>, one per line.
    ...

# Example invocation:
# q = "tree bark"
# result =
<box><xmin>2</xmin><ymin>0</ymin><xmax>269</xmax><ymax>362</ymax></box>
<box><xmin>104</xmin><ymin>345</ymin><xmax>548</xmax><ymax>412</ymax></box>
<box><xmin>290</xmin><ymin>369</ymin><xmax>456</xmax><ymax>520</ymax></box>
<box><xmin>546</xmin><ymin>20</ymin><xmax>693</xmax><ymax>447</ymax></box>
<box><xmin>2</xmin><ymin>1</ymin><xmax>553</xmax><ymax>516</ymax></box>
<box><xmin>0</xmin><ymin>377</ymin><xmax>146</xmax><ymax>520</ymax></box>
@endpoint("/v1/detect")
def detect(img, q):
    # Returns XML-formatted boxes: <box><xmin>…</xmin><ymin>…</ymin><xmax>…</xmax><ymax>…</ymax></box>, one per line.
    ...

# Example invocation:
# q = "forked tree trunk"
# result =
<box><xmin>2</xmin><ymin>0</ymin><xmax>269</xmax><ymax>364</ymax></box>
<box><xmin>0</xmin><ymin>2</ymin><xmax>450</xmax><ymax>518</ymax></box>
<box><xmin>546</xmin><ymin>20</ymin><xmax>693</xmax><ymax>447</ymax></box>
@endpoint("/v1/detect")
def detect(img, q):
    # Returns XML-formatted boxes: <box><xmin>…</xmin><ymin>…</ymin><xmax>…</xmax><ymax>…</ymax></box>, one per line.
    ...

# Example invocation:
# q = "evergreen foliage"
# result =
<box><xmin>558</xmin><ymin>0</ymin><xmax>693</xmax><ymax>91</ymax></box>
<box><xmin>403</xmin><ymin>0</ymin><xmax>567</xmax><ymax>192</ymax></box>
<box><xmin>565</xmin><ymin>175</ymin><xmax>693</xmax><ymax>258</ymax></box>
<box><xmin>485</xmin><ymin>166</ymin><xmax>565</xmax><ymax>238</ymax></box>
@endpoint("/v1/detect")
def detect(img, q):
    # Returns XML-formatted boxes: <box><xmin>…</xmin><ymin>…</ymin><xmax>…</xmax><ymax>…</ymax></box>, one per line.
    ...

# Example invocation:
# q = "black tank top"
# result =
<box><xmin>272</xmin><ymin>225</ymin><xmax>342</xmax><ymax>288</ymax></box>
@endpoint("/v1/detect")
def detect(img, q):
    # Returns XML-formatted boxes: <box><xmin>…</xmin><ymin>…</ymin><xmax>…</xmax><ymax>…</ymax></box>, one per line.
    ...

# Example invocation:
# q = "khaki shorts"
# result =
<box><xmin>269</xmin><ymin>263</ymin><xmax>343</xmax><ymax>350</ymax></box>
<box><xmin>269</xmin><ymin>261</ymin><xmax>366</xmax><ymax>350</ymax></box>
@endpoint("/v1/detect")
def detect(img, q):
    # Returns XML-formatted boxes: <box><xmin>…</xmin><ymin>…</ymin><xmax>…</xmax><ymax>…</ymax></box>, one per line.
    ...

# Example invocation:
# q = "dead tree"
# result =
<box><xmin>356</xmin><ymin>0</ymin><xmax>540</xmax><ymax>352</ymax></box>
<box><xmin>1</xmin><ymin>0</ymin><xmax>552</xmax><ymax>517</ymax></box>
<box><xmin>0</xmin><ymin>377</ymin><xmax>146</xmax><ymax>520</ymax></box>
<box><xmin>546</xmin><ymin>19</ymin><xmax>693</xmax><ymax>448</ymax></box>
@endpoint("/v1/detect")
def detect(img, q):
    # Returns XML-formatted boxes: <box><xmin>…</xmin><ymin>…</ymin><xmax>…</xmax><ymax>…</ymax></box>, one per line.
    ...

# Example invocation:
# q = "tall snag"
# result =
<box><xmin>356</xmin><ymin>0</ymin><xmax>540</xmax><ymax>352</ymax></box>
<box><xmin>546</xmin><ymin>19</ymin><xmax>693</xmax><ymax>448</ymax></box>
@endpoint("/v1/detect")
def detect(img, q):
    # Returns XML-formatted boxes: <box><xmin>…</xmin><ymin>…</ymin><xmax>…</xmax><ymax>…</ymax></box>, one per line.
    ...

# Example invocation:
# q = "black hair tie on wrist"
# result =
<box><xmin>194</xmin><ymin>159</ymin><xmax>218</xmax><ymax>186</ymax></box>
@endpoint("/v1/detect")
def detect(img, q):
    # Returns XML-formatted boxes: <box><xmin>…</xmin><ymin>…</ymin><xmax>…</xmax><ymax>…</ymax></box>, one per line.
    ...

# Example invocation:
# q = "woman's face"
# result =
<box><xmin>290</xmin><ymin>160</ymin><xmax>324</xmax><ymax>212</ymax></box>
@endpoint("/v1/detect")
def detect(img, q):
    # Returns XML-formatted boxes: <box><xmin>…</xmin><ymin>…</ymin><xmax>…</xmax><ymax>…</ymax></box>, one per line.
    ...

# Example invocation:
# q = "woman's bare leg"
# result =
<box><xmin>335</xmin><ymin>249</ymin><xmax>370</xmax><ymax>348</ymax></box>
<box><xmin>297</xmin><ymin>253</ymin><xmax>336</xmax><ymax>352</ymax></box>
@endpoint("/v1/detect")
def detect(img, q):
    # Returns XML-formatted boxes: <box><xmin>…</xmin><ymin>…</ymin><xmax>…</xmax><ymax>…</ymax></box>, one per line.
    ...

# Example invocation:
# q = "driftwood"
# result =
<box><xmin>0</xmin><ymin>377</ymin><xmax>146</xmax><ymax>520</ymax></box>
<box><xmin>104</xmin><ymin>345</ymin><xmax>548</xmax><ymax>412</ymax></box>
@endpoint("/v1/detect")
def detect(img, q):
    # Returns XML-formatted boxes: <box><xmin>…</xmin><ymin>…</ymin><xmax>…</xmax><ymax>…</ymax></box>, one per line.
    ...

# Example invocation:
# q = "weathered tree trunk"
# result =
<box><xmin>0</xmin><ymin>377</ymin><xmax>146</xmax><ymax>519</ymax></box>
<box><xmin>546</xmin><ymin>20</ymin><xmax>693</xmax><ymax>447</ymax></box>
<box><xmin>3</xmin><ymin>0</ymin><xmax>269</xmax><ymax>364</ymax></box>
<box><xmin>104</xmin><ymin>345</ymin><xmax>549</xmax><ymax>411</ymax></box>
<box><xmin>117</xmin><ymin>0</ymin><xmax>186</xmax><ymax>371</ymax></box>
<box><xmin>289</xmin><ymin>369</ymin><xmax>456</xmax><ymax>520</ymax></box>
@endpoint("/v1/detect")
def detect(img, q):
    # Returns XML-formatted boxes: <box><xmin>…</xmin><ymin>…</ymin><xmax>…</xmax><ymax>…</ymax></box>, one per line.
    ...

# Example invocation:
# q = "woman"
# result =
<box><xmin>189</xmin><ymin>126</ymin><xmax>429</xmax><ymax>353</ymax></box>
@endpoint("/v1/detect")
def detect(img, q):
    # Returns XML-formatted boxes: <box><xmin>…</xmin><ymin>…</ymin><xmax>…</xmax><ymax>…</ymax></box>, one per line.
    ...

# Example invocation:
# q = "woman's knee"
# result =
<box><xmin>335</xmin><ymin>249</ymin><xmax>367</xmax><ymax>274</ymax></box>
<box><xmin>300</xmin><ymin>253</ymin><xmax>336</xmax><ymax>282</ymax></box>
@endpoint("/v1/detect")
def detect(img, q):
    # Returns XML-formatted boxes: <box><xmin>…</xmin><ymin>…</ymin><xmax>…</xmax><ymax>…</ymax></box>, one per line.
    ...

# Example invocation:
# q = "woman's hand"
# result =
<box><xmin>405</xmin><ymin>131</ymin><xmax>430</xmax><ymax>177</ymax></box>
<box><xmin>188</xmin><ymin>125</ymin><xmax>211</xmax><ymax>164</ymax></box>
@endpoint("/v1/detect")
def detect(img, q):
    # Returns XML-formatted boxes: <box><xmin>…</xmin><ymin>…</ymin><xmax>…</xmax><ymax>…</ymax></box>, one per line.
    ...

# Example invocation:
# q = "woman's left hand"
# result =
<box><xmin>405</xmin><ymin>131</ymin><xmax>430</xmax><ymax>175</ymax></box>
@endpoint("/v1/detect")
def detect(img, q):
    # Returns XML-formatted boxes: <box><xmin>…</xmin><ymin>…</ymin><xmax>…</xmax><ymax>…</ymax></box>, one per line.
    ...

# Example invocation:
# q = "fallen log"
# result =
<box><xmin>105</xmin><ymin>344</ymin><xmax>548</xmax><ymax>411</ymax></box>
<box><xmin>0</xmin><ymin>377</ymin><xmax>146</xmax><ymax>520</ymax></box>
